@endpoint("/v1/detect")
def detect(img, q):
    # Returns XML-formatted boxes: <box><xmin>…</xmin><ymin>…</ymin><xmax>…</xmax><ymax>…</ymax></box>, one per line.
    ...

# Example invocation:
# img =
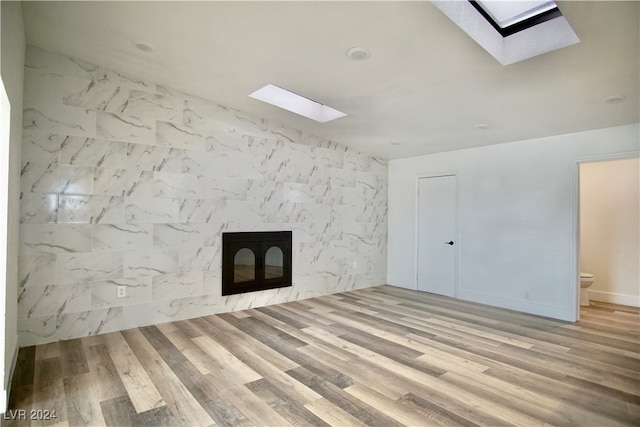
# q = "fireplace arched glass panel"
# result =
<box><xmin>264</xmin><ymin>246</ymin><xmax>284</xmax><ymax>279</ymax></box>
<box><xmin>234</xmin><ymin>248</ymin><xmax>256</xmax><ymax>283</ymax></box>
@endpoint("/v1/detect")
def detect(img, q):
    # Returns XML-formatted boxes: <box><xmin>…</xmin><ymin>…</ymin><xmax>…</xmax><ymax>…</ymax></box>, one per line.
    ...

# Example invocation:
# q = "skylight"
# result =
<box><xmin>470</xmin><ymin>0</ymin><xmax>562</xmax><ymax>37</ymax></box>
<box><xmin>433</xmin><ymin>0</ymin><xmax>579</xmax><ymax>65</ymax></box>
<box><xmin>249</xmin><ymin>84</ymin><xmax>347</xmax><ymax>123</ymax></box>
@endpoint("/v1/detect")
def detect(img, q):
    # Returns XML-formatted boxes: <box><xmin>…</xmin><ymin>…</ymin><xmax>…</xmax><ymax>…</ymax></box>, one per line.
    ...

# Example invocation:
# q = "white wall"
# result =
<box><xmin>580</xmin><ymin>158</ymin><xmax>640</xmax><ymax>307</ymax></box>
<box><xmin>18</xmin><ymin>46</ymin><xmax>387</xmax><ymax>346</ymax></box>
<box><xmin>388</xmin><ymin>124</ymin><xmax>639</xmax><ymax>321</ymax></box>
<box><xmin>0</xmin><ymin>0</ymin><xmax>25</xmax><ymax>411</ymax></box>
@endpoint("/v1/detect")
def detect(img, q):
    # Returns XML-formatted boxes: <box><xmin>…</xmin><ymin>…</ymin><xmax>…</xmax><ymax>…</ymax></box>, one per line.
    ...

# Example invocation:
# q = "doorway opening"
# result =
<box><xmin>574</xmin><ymin>154</ymin><xmax>639</xmax><ymax>320</ymax></box>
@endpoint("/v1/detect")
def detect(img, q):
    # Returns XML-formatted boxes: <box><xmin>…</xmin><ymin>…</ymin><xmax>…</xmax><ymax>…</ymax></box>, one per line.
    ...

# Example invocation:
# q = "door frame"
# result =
<box><xmin>571</xmin><ymin>151</ymin><xmax>639</xmax><ymax>321</ymax></box>
<box><xmin>414</xmin><ymin>171</ymin><xmax>460</xmax><ymax>295</ymax></box>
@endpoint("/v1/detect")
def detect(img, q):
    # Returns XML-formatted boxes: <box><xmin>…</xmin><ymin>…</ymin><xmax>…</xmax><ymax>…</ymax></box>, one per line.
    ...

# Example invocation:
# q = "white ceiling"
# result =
<box><xmin>21</xmin><ymin>1</ymin><xmax>639</xmax><ymax>159</ymax></box>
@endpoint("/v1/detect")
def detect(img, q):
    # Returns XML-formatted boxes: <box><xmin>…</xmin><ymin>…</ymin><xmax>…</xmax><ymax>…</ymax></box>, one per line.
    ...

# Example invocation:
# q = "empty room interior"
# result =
<box><xmin>1</xmin><ymin>1</ymin><xmax>639</xmax><ymax>426</ymax></box>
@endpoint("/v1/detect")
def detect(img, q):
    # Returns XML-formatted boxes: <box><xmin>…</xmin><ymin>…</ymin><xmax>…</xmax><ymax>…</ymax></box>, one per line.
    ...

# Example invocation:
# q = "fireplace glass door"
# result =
<box><xmin>234</xmin><ymin>248</ymin><xmax>256</xmax><ymax>282</ymax></box>
<box><xmin>264</xmin><ymin>246</ymin><xmax>284</xmax><ymax>280</ymax></box>
<box><xmin>223</xmin><ymin>231</ymin><xmax>292</xmax><ymax>295</ymax></box>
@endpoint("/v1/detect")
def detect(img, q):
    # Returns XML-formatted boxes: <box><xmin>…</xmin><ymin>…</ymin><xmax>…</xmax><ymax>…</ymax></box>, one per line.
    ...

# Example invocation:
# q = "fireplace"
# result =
<box><xmin>222</xmin><ymin>231</ymin><xmax>292</xmax><ymax>296</ymax></box>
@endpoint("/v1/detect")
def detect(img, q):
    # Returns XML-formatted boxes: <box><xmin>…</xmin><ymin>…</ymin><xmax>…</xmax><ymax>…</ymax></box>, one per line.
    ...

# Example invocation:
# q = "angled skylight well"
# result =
<box><xmin>470</xmin><ymin>0</ymin><xmax>562</xmax><ymax>37</ymax></box>
<box><xmin>249</xmin><ymin>84</ymin><xmax>346</xmax><ymax>123</ymax></box>
<box><xmin>433</xmin><ymin>0</ymin><xmax>580</xmax><ymax>65</ymax></box>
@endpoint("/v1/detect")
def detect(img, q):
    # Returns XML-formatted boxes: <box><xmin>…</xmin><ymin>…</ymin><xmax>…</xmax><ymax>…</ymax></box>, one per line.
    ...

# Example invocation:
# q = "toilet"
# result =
<box><xmin>580</xmin><ymin>272</ymin><xmax>595</xmax><ymax>306</ymax></box>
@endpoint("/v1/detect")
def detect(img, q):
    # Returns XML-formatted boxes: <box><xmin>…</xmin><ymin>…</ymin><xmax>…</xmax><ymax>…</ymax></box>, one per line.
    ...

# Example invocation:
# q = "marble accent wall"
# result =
<box><xmin>18</xmin><ymin>46</ymin><xmax>388</xmax><ymax>345</ymax></box>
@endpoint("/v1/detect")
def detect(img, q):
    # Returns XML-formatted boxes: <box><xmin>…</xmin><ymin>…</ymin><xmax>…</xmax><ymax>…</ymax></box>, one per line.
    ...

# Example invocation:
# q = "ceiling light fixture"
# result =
<box><xmin>602</xmin><ymin>95</ymin><xmax>626</xmax><ymax>105</ymax></box>
<box><xmin>475</xmin><ymin>123</ymin><xmax>492</xmax><ymax>130</ymax></box>
<box><xmin>133</xmin><ymin>40</ymin><xmax>154</xmax><ymax>52</ymax></box>
<box><xmin>346</xmin><ymin>47</ymin><xmax>371</xmax><ymax>61</ymax></box>
<box><xmin>249</xmin><ymin>84</ymin><xmax>347</xmax><ymax>123</ymax></box>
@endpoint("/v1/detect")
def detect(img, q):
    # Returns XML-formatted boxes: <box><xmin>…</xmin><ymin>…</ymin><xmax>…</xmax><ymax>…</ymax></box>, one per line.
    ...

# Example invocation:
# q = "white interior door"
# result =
<box><xmin>418</xmin><ymin>174</ymin><xmax>458</xmax><ymax>297</ymax></box>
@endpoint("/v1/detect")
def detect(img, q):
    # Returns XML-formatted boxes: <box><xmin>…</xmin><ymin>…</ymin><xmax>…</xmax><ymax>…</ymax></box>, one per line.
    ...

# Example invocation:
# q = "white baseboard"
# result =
<box><xmin>458</xmin><ymin>289</ymin><xmax>574</xmax><ymax>321</ymax></box>
<box><xmin>589</xmin><ymin>290</ymin><xmax>640</xmax><ymax>307</ymax></box>
<box><xmin>385</xmin><ymin>278</ymin><xmax>416</xmax><ymax>291</ymax></box>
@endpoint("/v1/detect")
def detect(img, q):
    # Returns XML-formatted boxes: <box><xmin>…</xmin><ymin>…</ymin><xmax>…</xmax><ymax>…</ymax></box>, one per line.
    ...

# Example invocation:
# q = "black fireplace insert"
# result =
<box><xmin>222</xmin><ymin>231</ymin><xmax>292</xmax><ymax>296</ymax></box>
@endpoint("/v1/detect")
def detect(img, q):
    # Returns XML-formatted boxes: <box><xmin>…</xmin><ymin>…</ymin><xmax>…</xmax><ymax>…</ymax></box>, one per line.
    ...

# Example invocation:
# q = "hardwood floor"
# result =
<box><xmin>4</xmin><ymin>285</ymin><xmax>639</xmax><ymax>426</ymax></box>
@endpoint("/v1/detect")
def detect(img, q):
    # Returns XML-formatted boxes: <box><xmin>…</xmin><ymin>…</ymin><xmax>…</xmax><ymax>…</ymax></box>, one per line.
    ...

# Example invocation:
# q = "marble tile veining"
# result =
<box><xmin>178</xmin><ymin>245</ymin><xmax>219</xmax><ymax>272</ymax></box>
<box><xmin>94</xmin><ymin>167</ymin><xmax>154</xmax><ymax>198</ymax></box>
<box><xmin>92</xmin><ymin>223</ymin><xmax>153</xmax><ymax>251</ymax></box>
<box><xmin>23</xmin><ymin>100</ymin><xmax>96</xmax><ymax>137</ymax></box>
<box><xmin>56</xmin><ymin>251</ymin><xmax>123</xmax><ymax>284</ymax></box>
<box><xmin>122</xmin><ymin>91</ymin><xmax>183</xmax><ymax>122</ymax></box>
<box><xmin>125</xmin><ymin>197</ymin><xmax>181</xmax><ymax>224</ymax></box>
<box><xmin>23</xmin><ymin>68</ymin><xmax>91</xmax><ymax>106</ymax></box>
<box><xmin>18</xmin><ymin>254</ymin><xmax>57</xmax><ymax>288</ymax></box>
<box><xmin>20</xmin><ymin>223</ymin><xmax>92</xmax><ymax>255</ymax></box>
<box><xmin>18</xmin><ymin>46</ymin><xmax>388</xmax><ymax>345</ymax></box>
<box><xmin>18</xmin><ymin>283</ymin><xmax>90</xmax><ymax>319</ymax></box>
<box><xmin>21</xmin><ymin>161</ymin><xmax>94</xmax><ymax>195</ymax></box>
<box><xmin>153</xmin><ymin>223</ymin><xmax>204</xmax><ymax>248</ymax></box>
<box><xmin>124</xmin><ymin>248</ymin><xmax>180</xmax><ymax>278</ymax></box>
<box><xmin>156</xmin><ymin>121</ymin><xmax>205</xmax><ymax>151</ymax></box>
<box><xmin>246</xmin><ymin>180</ymin><xmax>284</xmax><ymax>204</ymax></box>
<box><xmin>21</xmin><ymin>131</ymin><xmax>63</xmax><ymax>164</ymax></box>
<box><xmin>152</xmin><ymin>272</ymin><xmax>204</xmax><ymax>302</ymax></box>
<box><xmin>62</xmin><ymin>79</ymin><xmax>128</xmax><ymax>112</ymax></box>
<box><xmin>20</xmin><ymin>193</ymin><xmax>57</xmax><ymax>224</ymax></box>
<box><xmin>182</xmin><ymin>148</ymin><xmax>263</xmax><ymax>179</ymax></box>
<box><xmin>95</xmin><ymin>67</ymin><xmax>155</xmax><ymax>91</ymax></box>
<box><xmin>127</xmin><ymin>143</ymin><xmax>183</xmax><ymax>173</ymax></box>
<box><xmin>60</xmin><ymin>136</ymin><xmax>127</xmax><ymax>168</ymax></box>
<box><xmin>96</xmin><ymin>111</ymin><xmax>155</xmax><ymax>144</ymax></box>
<box><xmin>25</xmin><ymin>46</ymin><xmax>97</xmax><ymax>79</ymax></box>
<box><xmin>58</xmin><ymin>195</ymin><xmax>125</xmax><ymax>224</ymax></box>
<box><xmin>50</xmin><ymin>307</ymin><xmax>124</xmax><ymax>343</ymax></box>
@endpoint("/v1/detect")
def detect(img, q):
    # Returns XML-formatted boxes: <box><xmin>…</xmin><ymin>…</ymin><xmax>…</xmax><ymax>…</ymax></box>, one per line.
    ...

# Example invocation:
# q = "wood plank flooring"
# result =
<box><xmin>3</xmin><ymin>285</ymin><xmax>639</xmax><ymax>426</ymax></box>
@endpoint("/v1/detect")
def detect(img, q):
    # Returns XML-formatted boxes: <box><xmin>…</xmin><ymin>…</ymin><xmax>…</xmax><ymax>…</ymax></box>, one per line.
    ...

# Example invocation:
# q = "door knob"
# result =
<box><xmin>445</xmin><ymin>241</ymin><xmax>454</xmax><ymax>245</ymax></box>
